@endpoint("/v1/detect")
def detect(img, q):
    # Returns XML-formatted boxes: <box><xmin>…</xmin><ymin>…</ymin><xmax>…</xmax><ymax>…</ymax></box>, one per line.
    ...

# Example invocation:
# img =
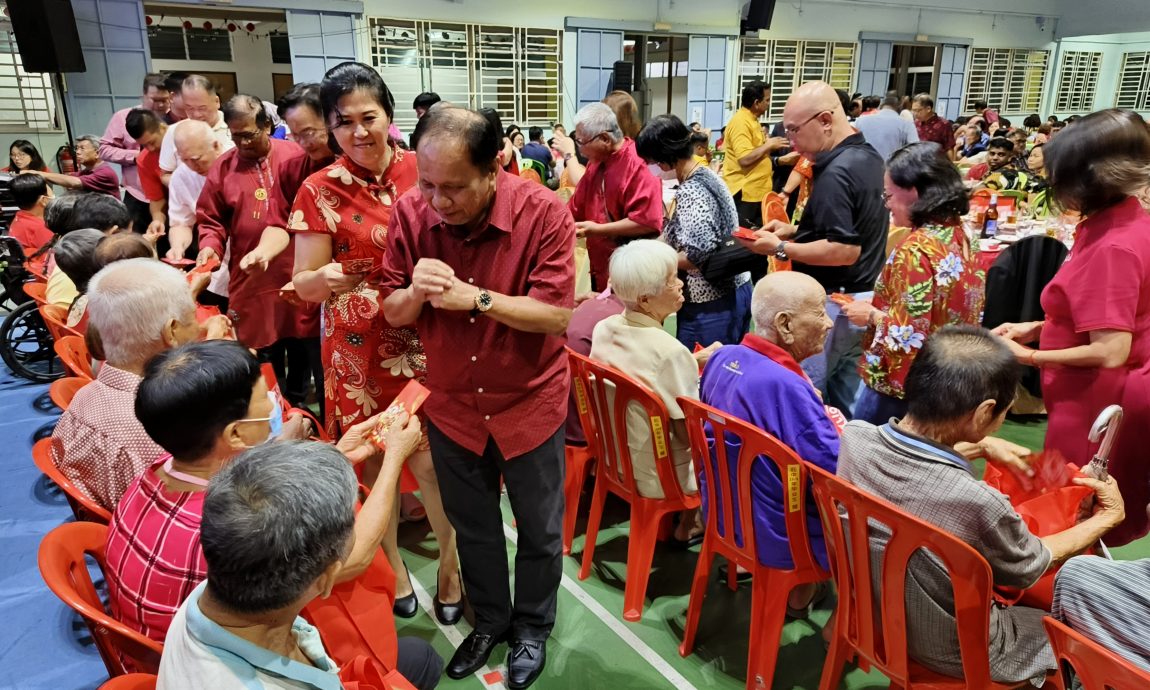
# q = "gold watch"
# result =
<box><xmin>474</xmin><ymin>288</ymin><xmax>494</xmax><ymax>313</ymax></box>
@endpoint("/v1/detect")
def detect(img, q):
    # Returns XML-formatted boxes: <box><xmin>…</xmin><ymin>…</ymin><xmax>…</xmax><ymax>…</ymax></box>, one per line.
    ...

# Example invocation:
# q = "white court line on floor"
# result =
<box><xmin>407</xmin><ymin>570</ymin><xmax>507</xmax><ymax>689</ymax></box>
<box><xmin>502</xmin><ymin>523</ymin><xmax>700</xmax><ymax>690</ymax></box>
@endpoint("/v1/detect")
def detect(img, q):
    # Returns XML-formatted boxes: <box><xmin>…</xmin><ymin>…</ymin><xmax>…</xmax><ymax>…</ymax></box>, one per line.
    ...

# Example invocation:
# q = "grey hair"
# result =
<box><xmin>75</xmin><ymin>134</ymin><xmax>100</xmax><ymax>150</ymax></box>
<box><xmin>608</xmin><ymin>239</ymin><xmax>677</xmax><ymax>310</ymax></box>
<box><xmin>85</xmin><ymin>258</ymin><xmax>195</xmax><ymax>367</ymax></box>
<box><xmin>574</xmin><ymin>102</ymin><xmax>623</xmax><ymax>143</ymax></box>
<box><xmin>201</xmin><ymin>441</ymin><xmax>357</xmax><ymax>614</ymax></box>
<box><xmin>43</xmin><ymin>194</ymin><xmax>79</xmax><ymax>235</ymax></box>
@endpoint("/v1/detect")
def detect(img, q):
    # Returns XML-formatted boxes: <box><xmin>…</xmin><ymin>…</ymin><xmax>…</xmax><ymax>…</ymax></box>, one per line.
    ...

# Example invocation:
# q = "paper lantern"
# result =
<box><xmin>245</xmin><ymin>22</ymin><xmax>255</xmax><ymax>32</ymax></box>
<box><xmin>227</xmin><ymin>22</ymin><xmax>237</xmax><ymax>32</ymax></box>
<box><xmin>182</xmin><ymin>20</ymin><xmax>193</xmax><ymax>30</ymax></box>
<box><xmin>202</xmin><ymin>20</ymin><xmax>212</xmax><ymax>30</ymax></box>
<box><xmin>145</xmin><ymin>15</ymin><xmax>152</xmax><ymax>26</ymax></box>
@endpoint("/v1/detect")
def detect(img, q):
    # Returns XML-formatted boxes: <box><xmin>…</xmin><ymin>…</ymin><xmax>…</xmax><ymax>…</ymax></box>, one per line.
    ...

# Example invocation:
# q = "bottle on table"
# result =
<box><xmin>982</xmin><ymin>193</ymin><xmax>999</xmax><ymax>239</ymax></box>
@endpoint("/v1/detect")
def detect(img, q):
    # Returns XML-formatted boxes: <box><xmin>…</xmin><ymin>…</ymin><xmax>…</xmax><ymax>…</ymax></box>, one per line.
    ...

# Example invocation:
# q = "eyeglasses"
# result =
<box><xmin>784</xmin><ymin>110</ymin><xmax>830</xmax><ymax>136</ymax></box>
<box><xmin>574</xmin><ymin>133</ymin><xmax>602</xmax><ymax>147</ymax></box>
<box><xmin>290</xmin><ymin>128</ymin><xmax>326</xmax><ymax>143</ymax></box>
<box><xmin>881</xmin><ymin>191</ymin><xmax>893</xmax><ymax>203</ymax></box>
<box><xmin>231</xmin><ymin>130</ymin><xmax>264</xmax><ymax>144</ymax></box>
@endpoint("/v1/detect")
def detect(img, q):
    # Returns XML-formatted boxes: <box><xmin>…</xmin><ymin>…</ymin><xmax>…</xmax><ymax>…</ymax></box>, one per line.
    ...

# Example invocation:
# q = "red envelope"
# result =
<box><xmin>163</xmin><ymin>257</ymin><xmax>195</xmax><ymax>269</ymax></box>
<box><xmin>732</xmin><ymin>227</ymin><xmax>758</xmax><ymax>241</ymax></box>
<box><xmin>341</xmin><ymin>258</ymin><xmax>375</xmax><ymax>275</ymax></box>
<box><xmin>369</xmin><ymin>380</ymin><xmax>431</xmax><ymax>451</ymax></box>
<box><xmin>191</xmin><ymin>257</ymin><xmax>221</xmax><ymax>274</ymax></box>
<box><xmin>829</xmin><ymin>293</ymin><xmax>854</xmax><ymax>307</ymax></box>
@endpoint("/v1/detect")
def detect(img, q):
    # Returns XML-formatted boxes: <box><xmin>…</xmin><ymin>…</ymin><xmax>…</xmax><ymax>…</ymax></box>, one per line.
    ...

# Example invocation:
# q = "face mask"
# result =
<box><xmin>238</xmin><ymin>390</ymin><xmax>284</xmax><ymax>446</ymax></box>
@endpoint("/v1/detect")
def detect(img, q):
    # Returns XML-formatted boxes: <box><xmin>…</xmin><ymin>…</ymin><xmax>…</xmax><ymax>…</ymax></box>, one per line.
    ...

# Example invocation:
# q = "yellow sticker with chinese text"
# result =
<box><xmin>650</xmin><ymin>416</ymin><xmax>668</xmax><ymax>459</ymax></box>
<box><xmin>786</xmin><ymin>464</ymin><xmax>801</xmax><ymax>513</ymax></box>
<box><xmin>574</xmin><ymin>379</ymin><xmax>588</xmax><ymax>414</ymax></box>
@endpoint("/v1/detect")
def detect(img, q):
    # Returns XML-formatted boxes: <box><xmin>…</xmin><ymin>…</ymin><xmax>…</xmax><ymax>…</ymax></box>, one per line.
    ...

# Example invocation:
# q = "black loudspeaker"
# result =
<box><xmin>611</xmin><ymin>60</ymin><xmax>633</xmax><ymax>94</ymax></box>
<box><xmin>8</xmin><ymin>0</ymin><xmax>86</xmax><ymax>73</ymax></box>
<box><xmin>741</xmin><ymin>0</ymin><xmax>778</xmax><ymax>33</ymax></box>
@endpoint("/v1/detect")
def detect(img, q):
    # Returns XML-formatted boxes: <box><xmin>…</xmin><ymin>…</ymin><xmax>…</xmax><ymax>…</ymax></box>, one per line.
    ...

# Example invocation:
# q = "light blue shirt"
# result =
<box><xmin>158</xmin><ymin>581</ymin><xmax>342</xmax><ymax>690</ymax></box>
<box><xmin>855</xmin><ymin>108</ymin><xmax>920</xmax><ymax>161</ymax></box>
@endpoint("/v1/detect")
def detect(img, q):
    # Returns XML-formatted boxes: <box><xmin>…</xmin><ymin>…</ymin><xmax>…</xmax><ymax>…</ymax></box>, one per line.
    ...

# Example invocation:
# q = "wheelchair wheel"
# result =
<box><xmin>0</xmin><ymin>301</ymin><xmax>64</xmax><ymax>383</ymax></box>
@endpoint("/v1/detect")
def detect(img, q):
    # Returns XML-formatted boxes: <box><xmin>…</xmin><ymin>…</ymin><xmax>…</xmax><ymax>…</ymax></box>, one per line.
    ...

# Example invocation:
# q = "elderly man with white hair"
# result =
<box><xmin>567</xmin><ymin>102</ymin><xmax>663</xmax><ymax>291</ymax></box>
<box><xmin>50</xmin><ymin>258</ymin><xmax>209</xmax><ymax>512</ymax></box>
<box><xmin>166</xmin><ymin>118</ymin><xmax>230</xmax><ymax>301</ymax></box>
<box><xmin>589</xmin><ymin>239</ymin><xmax>716</xmax><ymax>542</ymax></box>
<box><xmin>700</xmin><ymin>271</ymin><xmax>839</xmax><ymax>616</ymax></box>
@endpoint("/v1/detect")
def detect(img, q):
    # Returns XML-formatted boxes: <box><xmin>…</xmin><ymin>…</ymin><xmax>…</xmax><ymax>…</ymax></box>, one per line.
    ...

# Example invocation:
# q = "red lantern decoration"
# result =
<box><xmin>182</xmin><ymin>20</ymin><xmax>193</xmax><ymax>30</ymax></box>
<box><xmin>145</xmin><ymin>15</ymin><xmax>153</xmax><ymax>26</ymax></box>
<box><xmin>202</xmin><ymin>20</ymin><xmax>213</xmax><ymax>30</ymax></box>
<box><xmin>245</xmin><ymin>22</ymin><xmax>255</xmax><ymax>32</ymax></box>
<box><xmin>227</xmin><ymin>22</ymin><xmax>237</xmax><ymax>32</ymax></box>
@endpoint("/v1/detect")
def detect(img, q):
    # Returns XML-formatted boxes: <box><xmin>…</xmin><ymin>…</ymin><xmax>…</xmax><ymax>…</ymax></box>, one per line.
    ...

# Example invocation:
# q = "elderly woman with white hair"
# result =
<box><xmin>49</xmin><ymin>258</ymin><xmax>238</xmax><ymax>512</ymax></box>
<box><xmin>589</xmin><ymin>239</ymin><xmax>715</xmax><ymax>543</ymax></box>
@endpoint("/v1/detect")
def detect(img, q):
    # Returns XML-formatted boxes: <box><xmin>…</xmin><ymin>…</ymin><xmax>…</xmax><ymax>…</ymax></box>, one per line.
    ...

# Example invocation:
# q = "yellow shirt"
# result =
<box><xmin>722</xmin><ymin>107</ymin><xmax>773</xmax><ymax>202</ymax></box>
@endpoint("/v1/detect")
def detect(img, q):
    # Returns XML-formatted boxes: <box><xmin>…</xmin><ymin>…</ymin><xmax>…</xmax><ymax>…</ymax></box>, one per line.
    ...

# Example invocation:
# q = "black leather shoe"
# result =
<box><xmin>392</xmin><ymin>566</ymin><xmax>418</xmax><ymax>619</ymax></box>
<box><xmin>446</xmin><ymin>629</ymin><xmax>506</xmax><ymax>679</ymax></box>
<box><xmin>506</xmin><ymin>639</ymin><xmax>546</xmax><ymax>689</ymax></box>
<box><xmin>433</xmin><ymin>568</ymin><xmax>464</xmax><ymax>626</ymax></box>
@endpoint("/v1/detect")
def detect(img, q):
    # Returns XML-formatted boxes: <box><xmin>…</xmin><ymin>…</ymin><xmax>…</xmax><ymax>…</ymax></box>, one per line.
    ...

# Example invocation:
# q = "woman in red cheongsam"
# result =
<box><xmin>289</xmin><ymin>62</ymin><xmax>462</xmax><ymax>624</ymax></box>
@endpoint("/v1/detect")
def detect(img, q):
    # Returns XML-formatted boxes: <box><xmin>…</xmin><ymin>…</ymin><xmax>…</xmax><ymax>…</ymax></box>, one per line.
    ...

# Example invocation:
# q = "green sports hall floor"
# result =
<box><xmin>390</xmin><ymin>416</ymin><xmax>1150</xmax><ymax>690</ymax></box>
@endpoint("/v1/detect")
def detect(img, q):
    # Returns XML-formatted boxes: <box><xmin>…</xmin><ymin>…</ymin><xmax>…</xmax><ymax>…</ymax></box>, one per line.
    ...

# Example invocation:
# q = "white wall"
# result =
<box><xmin>1045</xmin><ymin>32</ymin><xmax>1150</xmax><ymax>118</ymax></box>
<box><xmin>150</xmin><ymin>17</ymin><xmax>293</xmax><ymax>101</ymax></box>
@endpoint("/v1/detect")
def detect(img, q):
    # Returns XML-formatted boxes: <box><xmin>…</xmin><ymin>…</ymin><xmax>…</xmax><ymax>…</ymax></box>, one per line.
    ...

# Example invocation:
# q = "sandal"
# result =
<box><xmin>786</xmin><ymin>580</ymin><xmax>830</xmax><ymax>620</ymax></box>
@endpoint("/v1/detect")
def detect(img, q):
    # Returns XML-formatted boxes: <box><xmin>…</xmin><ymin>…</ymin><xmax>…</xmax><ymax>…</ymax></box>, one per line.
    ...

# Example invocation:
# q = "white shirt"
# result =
<box><xmin>159</xmin><ymin>116</ymin><xmax>234</xmax><ymax>173</ymax></box>
<box><xmin>168</xmin><ymin>164</ymin><xmax>230</xmax><ymax>297</ymax></box>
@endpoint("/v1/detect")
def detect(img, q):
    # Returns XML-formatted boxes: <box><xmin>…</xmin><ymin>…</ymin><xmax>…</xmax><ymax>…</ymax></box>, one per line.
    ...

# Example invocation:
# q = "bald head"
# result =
<box><xmin>783</xmin><ymin>81</ymin><xmax>853</xmax><ymax>154</ymax></box>
<box><xmin>411</xmin><ymin>106</ymin><xmax>501</xmax><ymax>170</ymax></box>
<box><xmin>751</xmin><ymin>272</ymin><xmax>833</xmax><ymax>361</ymax></box>
<box><xmin>175</xmin><ymin>120</ymin><xmax>221</xmax><ymax>175</ymax></box>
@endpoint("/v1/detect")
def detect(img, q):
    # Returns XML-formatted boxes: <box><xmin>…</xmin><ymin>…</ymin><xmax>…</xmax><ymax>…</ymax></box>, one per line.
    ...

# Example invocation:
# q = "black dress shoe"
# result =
<box><xmin>393</xmin><ymin>566</ymin><xmax>418</xmax><ymax>618</ymax></box>
<box><xmin>506</xmin><ymin>639</ymin><xmax>546</xmax><ymax>689</ymax></box>
<box><xmin>433</xmin><ymin>568</ymin><xmax>464</xmax><ymax>626</ymax></box>
<box><xmin>446</xmin><ymin>629</ymin><xmax>506</xmax><ymax>679</ymax></box>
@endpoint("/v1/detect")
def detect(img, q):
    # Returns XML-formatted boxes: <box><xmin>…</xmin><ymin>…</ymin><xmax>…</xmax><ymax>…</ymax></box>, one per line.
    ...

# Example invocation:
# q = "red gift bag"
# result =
<box><xmin>983</xmin><ymin>450</ymin><xmax>1094</xmax><ymax>608</ymax></box>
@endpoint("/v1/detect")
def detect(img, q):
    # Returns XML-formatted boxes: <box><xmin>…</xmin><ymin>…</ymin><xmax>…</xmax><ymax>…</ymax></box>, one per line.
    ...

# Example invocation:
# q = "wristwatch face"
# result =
<box><xmin>775</xmin><ymin>243</ymin><xmax>788</xmax><ymax>260</ymax></box>
<box><xmin>476</xmin><ymin>290</ymin><xmax>493</xmax><ymax>312</ymax></box>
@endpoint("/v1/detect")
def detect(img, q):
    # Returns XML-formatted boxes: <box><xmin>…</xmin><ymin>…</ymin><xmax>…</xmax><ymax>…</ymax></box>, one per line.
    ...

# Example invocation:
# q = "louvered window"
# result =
<box><xmin>736</xmin><ymin>39</ymin><xmax>856</xmax><ymax>121</ymax></box>
<box><xmin>1054</xmin><ymin>51</ymin><xmax>1101</xmax><ymax>113</ymax></box>
<box><xmin>1115</xmin><ymin>51</ymin><xmax>1150</xmax><ymax>111</ymax></box>
<box><xmin>148</xmin><ymin>26</ymin><xmax>233</xmax><ymax>62</ymax></box>
<box><xmin>0</xmin><ymin>11</ymin><xmax>57</xmax><ymax>129</ymax></box>
<box><xmin>965</xmin><ymin>48</ymin><xmax>1049</xmax><ymax>113</ymax></box>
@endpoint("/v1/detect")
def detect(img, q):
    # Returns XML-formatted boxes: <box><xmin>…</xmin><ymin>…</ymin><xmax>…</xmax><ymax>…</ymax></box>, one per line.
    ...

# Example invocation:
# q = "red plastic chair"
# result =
<box><xmin>39</xmin><ymin>302</ymin><xmax>83</xmax><ymax>341</ymax></box>
<box><xmin>38</xmin><ymin>522</ymin><xmax>164</xmax><ymax>676</ymax></box>
<box><xmin>569</xmin><ymin>350</ymin><xmax>700</xmax><ymax>622</ymax></box>
<box><xmin>23</xmin><ymin>280</ymin><xmax>49</xmax><ymax>304</ymax></box>
<box><xmin>25</xmin><ymin>263</ymin><xmax>49</xmax><ymax>283</ymax></box>
<box><xmin>807</xmin><ymin>463</ymin><xmax>1045</xmax><ymax>689</ymax></box>
<box><xmin>49</xmin><ymin>376</ymin><xmax>90</xmax><ymax>410</ymax></box>
<box><xmin>98</xmin><ymin>675</ymin><xmax>157</xmax><ymax>689</ymax></box>
<box><xmin>677</xmin><ymin>398</ymin><xmax>829</xmax><ymax>689</ymax></box>
<box><xmin>32</xmin><ymin>437</ymin><xmax>113</xmax><ymax>524</ymax></box>
<box><xmin>1042</xmin><ymin>616</ymin><xmax>1150</xmax><ymax>689</ymax></box>
<box><xmin>55</xmin><ymin>334</ymin><xmax>95</xmax><ymax>380</ymax></box>
<box><xmin>564</xmin><ymin>348</ymin><xmax>599</xmax><ymax>555</ymax></box>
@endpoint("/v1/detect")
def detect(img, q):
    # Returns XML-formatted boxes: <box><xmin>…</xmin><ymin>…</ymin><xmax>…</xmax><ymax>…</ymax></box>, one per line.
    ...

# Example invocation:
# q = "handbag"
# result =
<box><xmin>696</xmin><ymin>236</ymin><xmax>767</xmax><ymax>283</ymax></box>
<box><xmin>982</xmin><ymin>450</ymin><xmax>1095</xmax><ymax>608</ymax></box>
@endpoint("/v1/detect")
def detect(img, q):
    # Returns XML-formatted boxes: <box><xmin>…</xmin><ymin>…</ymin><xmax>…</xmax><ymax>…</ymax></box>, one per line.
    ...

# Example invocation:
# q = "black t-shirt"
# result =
<box><xmin>792</xmin><ymin>132</ymin><xmax>887</xmax><ymax>293</ymax></box>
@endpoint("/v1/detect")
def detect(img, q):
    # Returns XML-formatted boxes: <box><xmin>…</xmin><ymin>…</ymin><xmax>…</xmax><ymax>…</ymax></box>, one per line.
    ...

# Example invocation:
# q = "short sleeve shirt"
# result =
<box><xmin>915</xmin><ymin>114</ymin><xmax>956</xmax><ymax>153</ymax></box>
<box><xmin>137</xmin><ymin>147</ymin><xmax>166</xmax><ymax>202</ymax></box>
<box><xmin>721</xmin><ymin>107</ymin><xmax>773</xmax><ymax>201</ymax></box>
<box><xmin>76</xmin><ymin>162</ymin><xmax>121</xmax><ymax>196</ymax></box>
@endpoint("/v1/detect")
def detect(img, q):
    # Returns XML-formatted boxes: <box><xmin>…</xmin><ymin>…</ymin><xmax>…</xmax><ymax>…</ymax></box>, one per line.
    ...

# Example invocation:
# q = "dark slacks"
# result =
<box><xmin>396</xmin><ymin>636</ymin><xmax>444</xmax><ymax>690</ymax></box>
<box><xmin>732</xmin><ymin>191</ymin><xmax>763</xmax><ymax>228</ymax></box>
<box><xmin>427</xmin><ymin>420</ymin><xmax>565</xmax><ymax>641</ymax></box>
<box><xmin>256</xmin><ymin>336</ymin><xmax>324</xmax><ymax>420</ymax></box>
<box><xmin>123</xmin><ymin>192</ymin><xmax>153</xmax><ymax>235</ymax></box>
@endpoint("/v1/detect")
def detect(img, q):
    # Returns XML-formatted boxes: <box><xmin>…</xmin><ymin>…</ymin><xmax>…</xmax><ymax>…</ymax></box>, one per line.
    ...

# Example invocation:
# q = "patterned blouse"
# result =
<box><xmin>860</xmin><ymin>223</ymin><xmax>985</xmax><ymax>398</ymax></box>
<box><xmin>663</xmin><ymin>165</ymin><xmax>750</xmax><ymax>303</ymax></box>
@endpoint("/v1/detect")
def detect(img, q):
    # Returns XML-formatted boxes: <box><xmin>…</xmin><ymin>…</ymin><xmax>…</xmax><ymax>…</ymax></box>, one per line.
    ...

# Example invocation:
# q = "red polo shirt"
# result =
<box><xmin>75</xmin><ymin>161</ymin><xmax>121</xmax><ymax>196</ymax></box>
<box><xmin>378</xmin><ymin>170</ymin><xmax>576</xmax><ymax>458</ymax></box>
<box><xmin>8</xmin><ymin>209</ymin><xmax>53</xmax><ymax>256</ymax></box>
<box><xmin>915</xmin><ymin>114</ymin><xmax>956</xmax><ymax>156</ymax></box>
<box><xmin>136</xmin><ymin>148</ymin><xmax>165</xmax><ymax>202</ymax></box>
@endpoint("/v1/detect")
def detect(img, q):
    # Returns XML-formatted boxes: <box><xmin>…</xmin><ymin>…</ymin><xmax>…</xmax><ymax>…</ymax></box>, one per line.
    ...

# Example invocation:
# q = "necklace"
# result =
<box><xmin>679</xmin><ymin>160</ymin><xmax>701</xmax><ymax>182</ymax></box>
<box><xmin>251</xmin><ymin>149</ymin><xmax>275</xmax><ymax>220</ymax></box>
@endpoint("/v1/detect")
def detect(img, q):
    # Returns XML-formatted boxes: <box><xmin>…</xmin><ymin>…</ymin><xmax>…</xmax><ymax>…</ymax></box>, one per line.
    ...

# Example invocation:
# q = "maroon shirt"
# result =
<box><xmin>378</xmin><ymin>169</ymin><xmax>576</xmax><ymax>458</ymax></box>
<box><xmin>915</xmin><ymin>114</ymin><xmax>956</xmax><ymax>155</ymax></box>
<box><xmin>76</xmin><ymin>161</ymin><xmax>121</xmax><ymax>197</ymax></box>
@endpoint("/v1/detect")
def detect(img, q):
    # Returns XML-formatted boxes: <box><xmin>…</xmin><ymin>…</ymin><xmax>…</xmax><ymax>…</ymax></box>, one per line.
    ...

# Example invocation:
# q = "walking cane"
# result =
<box><xmin>1087</xmin><ymin>404</ymin><xmax>1124</xmax><ymax>559</ymax></box>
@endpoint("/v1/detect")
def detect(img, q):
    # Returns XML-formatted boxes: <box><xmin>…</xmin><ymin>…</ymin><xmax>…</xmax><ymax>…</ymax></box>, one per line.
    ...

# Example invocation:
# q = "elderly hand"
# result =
<box><xmin>735</xmin><ymin>228</ymin><xmax>781</xmax><ymax>256</ymax></box>
<box><xmin>575</xmin><ymin>220</ymin><xmax>601</xmax><ymax>238</ymax></box>
<box><xmin>382</xmin><ymin>411</ymin><xmax>422</xmax><ymax>466</ymax></box>
<box><xmin>196</xmin><ymin>246</ymin><xmax>220</xmax><ymax>267</ymax></box>
<box><xmin>841</xmin><ymin>298</ymin><xmax>876</xmax><ymax>327</ymax></box>
<box><xmin>167</xmin><ymin>229</ymin><xmax>193</xmax><ymax>262</ymax></box>
<box><xmin>240</xmin><ymin>247</ymin><xmax>275</xmax><ymax>273</ymax></box>
<box><xmin>337</xmin><ymin>413</ymin><xmax>385</xmax><ymax>465</ymax></box>
<box><xmin>145</xmin><ymin>219</ymin><xmax>166</xmax><ymax>243</ymax></box>
<box><xmin>693</xmin><ymin>341</ymin><xmax>722</xmax><ymax>367</ymax></box>
<box><xmin>553</xmin><ymin>132</ymin><xmax>576</xmax><ymax>157</ymax></box>
<box><xmin>412</xmin><ymin>258</ymin><xmax>455</xmax><ymax>301</ymax></box>
<box><xmin>428</xmin><ymin>276</ymin><xmax>480</xmax><ymax>311</ymax></box>
<box><xmin>777</xmin><ymin>151</ymin><xmax>801</xmax><ymax>167</ymax></box>
<box><xmin>979</xmin><ymin>437</ymin><xmax>1035</xmax><ymax>477</ymax></box>
<box><xmin>574</xmin><ymin>291</ymin><xmax>599</xmax><ymax>305</ymax></box>
<box><xmin>761</xmin><ymin>219</ymin><xmax>797</xmax><ymax>239</ymax></box>
<box><xmin>1073</xmin><ymin>474</ymin><xmax>1125</xmax><ymax>528</ymax></box>
<box><xmin>281</xmin><ymin>411</ymin><xmax>313</xmax><ymax>441</ymax></box>
<box><xmin>201</xmin><ymin>314</ymin><xmax>235</xmax><ymax>341</ymax></box>
<box><xmin>321</xmin><ymin>262</ymin><xmax>362</xmax><ymax>295</ymax></box>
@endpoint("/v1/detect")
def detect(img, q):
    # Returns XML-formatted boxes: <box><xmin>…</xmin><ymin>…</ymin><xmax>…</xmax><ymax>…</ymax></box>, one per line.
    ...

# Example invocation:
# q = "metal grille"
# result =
<box><xmin>1115</xmin><ymin>51</ymin><xmax>1150</xmax><ymax>111</ymax></box>
<box><xmin>736</xmin><ymin>39</ymin><xmax>857</xmax><ymax>120</ymax></box>
<box><xmin>1055</xmin><ymin>51</ymin><xmax>1101</xmax><ymax>113</ymax></box>
<box><xmin>0</xmin><ymin>16</ymin><xmax>56</xmax><ymax>129</ymax></box>
<box><xmin>369</xmin><ymin>17</ymin><xmax>562</xmax><ymax>136</ymax></box>
<box><xmin>965</xmin><ymin>48</ymin><xmax>1049</xmax><ymax>114</ymax></box>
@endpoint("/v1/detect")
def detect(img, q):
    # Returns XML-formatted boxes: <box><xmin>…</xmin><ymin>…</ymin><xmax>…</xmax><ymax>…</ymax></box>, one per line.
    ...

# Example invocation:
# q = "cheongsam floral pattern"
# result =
<box><xmin>860</xmin><ymin>223</ymin><xmax>985</xmax><ymax>398</ymax></box>
<box><xmin>288</xmin><ymin>148</ymin><xmax>425</xmax><ymax>438</ymax></box>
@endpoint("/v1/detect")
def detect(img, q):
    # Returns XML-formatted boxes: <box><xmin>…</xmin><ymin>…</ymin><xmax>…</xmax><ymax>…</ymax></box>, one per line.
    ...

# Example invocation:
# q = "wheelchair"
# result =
<box><xmin>0</xmin><ymin>235</ymin><xmax>64</xmax><ymax>383</ymax></box>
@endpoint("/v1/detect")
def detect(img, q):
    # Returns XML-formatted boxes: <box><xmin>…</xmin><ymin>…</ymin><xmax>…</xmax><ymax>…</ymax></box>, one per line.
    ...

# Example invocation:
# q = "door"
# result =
<box><xmin>935</xmin><ymin>43</ymin><xmax>968</xmax><ymax>122</ymax></box>
<box><xmin>856</xmin><ymin>39</ymin><xmax>892</xmax><ymax>98</ymax></box>
<box><xmin>65</xmin><ymin>0</ymin><xmax>151</xmax><ymax>141</ymax></box>
<box><xmin>286</xmin><ymin>10</ymin><xmax>358</xmax><ymax>84</ymax></box>
<box><xmin>687</xmin><ymin>35</ymin><xmax>728</xmax><ymax>132</ymax></box>
<box><xmin>576</xmin><ymin>29</ymin><xmax>623</xmax><ymax>111</ymax></box>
